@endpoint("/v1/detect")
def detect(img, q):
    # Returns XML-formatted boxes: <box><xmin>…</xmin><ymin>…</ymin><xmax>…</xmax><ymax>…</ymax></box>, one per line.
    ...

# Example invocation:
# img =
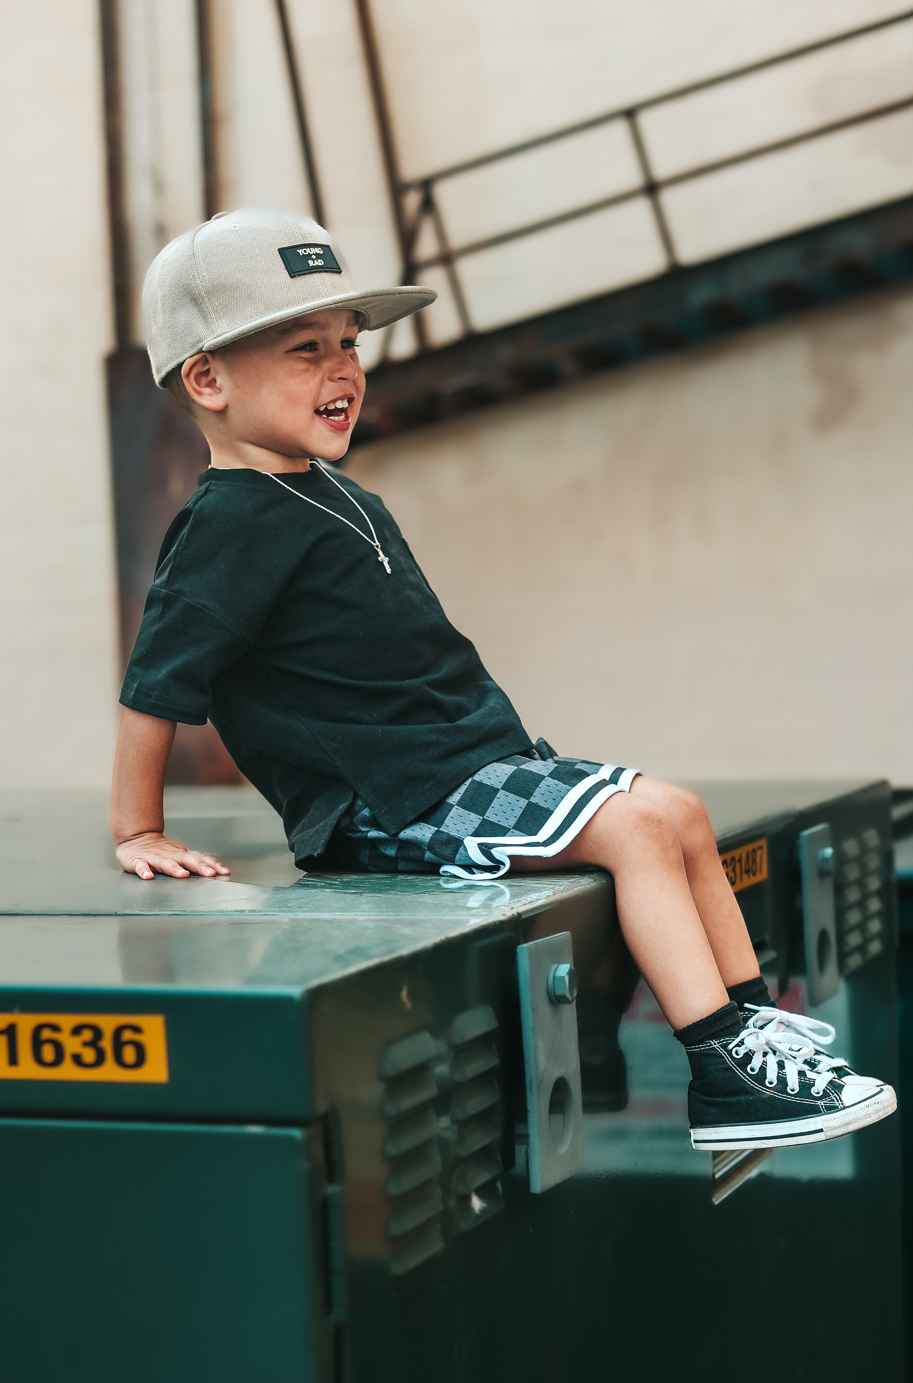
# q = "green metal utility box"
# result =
<box><xmin>0</xmin><ymin>780</ymin><xmax>901</xmax><ymax>1382</ymax></box>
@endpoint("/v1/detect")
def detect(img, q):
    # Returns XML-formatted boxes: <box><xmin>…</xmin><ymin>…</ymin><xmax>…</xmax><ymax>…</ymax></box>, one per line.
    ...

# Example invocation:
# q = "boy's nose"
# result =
<box><xmin>331</xmin><ymin>351</ymin><xmax>360</xmax><ymax>380</ymax></box>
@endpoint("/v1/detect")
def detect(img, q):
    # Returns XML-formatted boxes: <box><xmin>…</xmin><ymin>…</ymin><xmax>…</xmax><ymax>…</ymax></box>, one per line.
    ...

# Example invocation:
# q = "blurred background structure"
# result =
<box><xmin>1</xmin><ymin>0</ymin><xmax>912</xmax><ymax>788</ymax></box>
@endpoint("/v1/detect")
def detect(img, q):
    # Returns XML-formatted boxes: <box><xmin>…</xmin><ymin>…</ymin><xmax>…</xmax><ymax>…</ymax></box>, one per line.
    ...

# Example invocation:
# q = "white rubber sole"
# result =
<box><xmin>690</xmin><ymin>1082</ymin><xmax>897</xmax><ymax>1151</ymax></box>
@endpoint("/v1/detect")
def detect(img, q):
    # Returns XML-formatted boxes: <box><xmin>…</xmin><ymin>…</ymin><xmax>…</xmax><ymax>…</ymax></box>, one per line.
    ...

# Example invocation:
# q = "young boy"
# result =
<box><xmin>113</xmin><ymin>206</ymin><xmax>895</xmax><ymax>1152</ymax></box>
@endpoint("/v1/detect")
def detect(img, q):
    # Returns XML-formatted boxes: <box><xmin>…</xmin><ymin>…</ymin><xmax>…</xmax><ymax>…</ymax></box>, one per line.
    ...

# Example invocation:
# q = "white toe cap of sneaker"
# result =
<box><xmin>840</xmin><ymin>1080</ymin><xmax>890</xmax><ymax>1107</ymax></box>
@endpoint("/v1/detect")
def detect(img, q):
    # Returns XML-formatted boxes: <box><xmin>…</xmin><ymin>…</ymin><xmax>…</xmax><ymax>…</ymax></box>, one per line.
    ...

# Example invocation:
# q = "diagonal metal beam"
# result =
<box><xmin>195</xmin><ymin>0</ymin><xmax>219</xmax><ymax>219</ymax></box>
<box><xmin>275</xmin><ymin>0</ymin><xmax>326</xmax><ymax>226</ymax></box>
<box><xmin>352</xmin><ymin>0</ymin><xmax>428</xmax><ymax>350</ymax></box>
<box><xmin>98</xmin><ymin>0</ymin><xmax>131</xmax><ymax>348</ymax></box>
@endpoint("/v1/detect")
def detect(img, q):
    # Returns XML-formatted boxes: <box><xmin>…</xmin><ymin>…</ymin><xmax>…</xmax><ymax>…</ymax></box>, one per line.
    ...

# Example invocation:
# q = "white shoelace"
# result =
<box><xmin>742</xmin><ymin>1005</ymin><xmax>878</xmax><ymax>1083</ymax></box>
<box><xmin>728</xmin><ymin>1022</ymin><xmax>835</xmax><ymax>1098</ymax></box>
<box><xmin>741</xmin><ymin>1006</ymin><xmax>863</xmax><ymax>1078</ymax></box>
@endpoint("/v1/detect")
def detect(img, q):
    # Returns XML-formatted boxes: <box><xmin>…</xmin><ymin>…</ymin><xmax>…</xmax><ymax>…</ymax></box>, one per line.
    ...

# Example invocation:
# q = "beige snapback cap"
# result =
<box><xmin>143</xmin><ymin>206</ymin><xmax>436</xmax><ymax>385</ymax></box>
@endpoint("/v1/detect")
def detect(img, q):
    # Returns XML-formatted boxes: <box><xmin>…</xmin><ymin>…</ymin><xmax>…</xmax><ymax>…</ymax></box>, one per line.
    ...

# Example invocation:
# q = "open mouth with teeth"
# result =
<box><xmin>315</xmin><ymin>396</ymin><xmax>354</xmax><ymax>428</ymax></box>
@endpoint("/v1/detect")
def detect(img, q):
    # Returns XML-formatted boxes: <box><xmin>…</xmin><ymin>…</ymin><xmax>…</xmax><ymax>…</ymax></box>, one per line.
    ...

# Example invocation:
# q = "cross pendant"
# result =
<box><xmin>377</xmin><ymin>549</ymin><xmax>392</xmax><ymax>574</ymax></box>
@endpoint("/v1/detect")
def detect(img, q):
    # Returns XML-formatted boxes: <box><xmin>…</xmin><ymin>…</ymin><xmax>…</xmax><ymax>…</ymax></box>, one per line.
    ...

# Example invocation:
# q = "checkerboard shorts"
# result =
<box><xmin>327</xmin><ymin>746</ymin><xmax>640</xmax><ymax>880</ymax></box>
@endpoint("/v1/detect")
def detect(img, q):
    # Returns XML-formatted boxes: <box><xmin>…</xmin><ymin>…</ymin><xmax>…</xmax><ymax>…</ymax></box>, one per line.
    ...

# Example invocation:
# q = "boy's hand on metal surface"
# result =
<box><xmin>115</xmin><ymin>832</ymin><xmax>231</xmax><ymax>882</ymax></box>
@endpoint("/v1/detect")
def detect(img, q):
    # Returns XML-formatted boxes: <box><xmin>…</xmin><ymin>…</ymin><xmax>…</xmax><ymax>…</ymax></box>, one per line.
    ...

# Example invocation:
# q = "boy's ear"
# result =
<box><xmin>182</xmin><ymin>352</ymin><xmax>227</xmax><ymax>412</ymax></box>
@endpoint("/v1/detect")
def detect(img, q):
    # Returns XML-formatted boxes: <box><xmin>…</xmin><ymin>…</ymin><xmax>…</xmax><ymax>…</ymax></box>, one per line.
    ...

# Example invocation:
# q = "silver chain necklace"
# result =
<box><xmin>264</xmin><ymin>461</ymin><xmax>392</xmax><ymax>574</ymax></box>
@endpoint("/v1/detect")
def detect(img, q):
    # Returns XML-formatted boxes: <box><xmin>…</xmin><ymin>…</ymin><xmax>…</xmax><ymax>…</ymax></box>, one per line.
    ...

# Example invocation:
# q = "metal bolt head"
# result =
<box><xmin>817</xmin><ymin>846</ymin><xmax>835</xmax><ymax>877</ymax></box>
<box><xmin>547</xmin><ymin>963</ymin><xmax>578</xmax><ymax>1005</ymax></box>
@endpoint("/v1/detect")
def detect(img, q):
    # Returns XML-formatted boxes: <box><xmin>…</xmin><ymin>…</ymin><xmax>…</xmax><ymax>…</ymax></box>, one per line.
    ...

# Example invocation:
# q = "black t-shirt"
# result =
<box><xmin>120</xmin><ymin>465</ymin><xmax>533</xmax><ymax>863</ymax></box>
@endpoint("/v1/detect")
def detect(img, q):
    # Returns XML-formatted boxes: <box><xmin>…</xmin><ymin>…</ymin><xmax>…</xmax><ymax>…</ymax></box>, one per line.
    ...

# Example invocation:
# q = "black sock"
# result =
<box><xmin>673</xmin><ymin>1000</ymin><xmax>742</xmax><ymax>1048</ymax></box>
<box><xmin>727</xmin><ymin>976</ymin><xmax>773</xmax><ymax>1011</ymax></box>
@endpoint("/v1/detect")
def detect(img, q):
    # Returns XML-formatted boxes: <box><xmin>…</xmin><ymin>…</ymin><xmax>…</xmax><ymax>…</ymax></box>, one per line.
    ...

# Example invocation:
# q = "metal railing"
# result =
<box><xmin>388</xmin><ymin>10</ymin><xmax>913</xmax><ymax>348</ymax></box>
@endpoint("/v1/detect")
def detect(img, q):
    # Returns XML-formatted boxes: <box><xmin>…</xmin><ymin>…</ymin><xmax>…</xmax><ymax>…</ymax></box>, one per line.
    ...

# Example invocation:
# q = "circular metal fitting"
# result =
<box><xmin>547</xmin><ymin>962</ymin><xmax>579</xmax><ymax>1006</ymax></box>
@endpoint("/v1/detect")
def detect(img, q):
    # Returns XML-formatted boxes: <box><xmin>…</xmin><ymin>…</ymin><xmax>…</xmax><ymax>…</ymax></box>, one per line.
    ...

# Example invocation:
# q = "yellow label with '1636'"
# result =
<box><xmin>720</xmin><ymin>838</ymin><xmax>768</xmax><ymax>894</ymax></box>
<box><xmin>0</xmin><ymin>1014</ymin><xmax>168</xmax><ymax>1083</ymax></box>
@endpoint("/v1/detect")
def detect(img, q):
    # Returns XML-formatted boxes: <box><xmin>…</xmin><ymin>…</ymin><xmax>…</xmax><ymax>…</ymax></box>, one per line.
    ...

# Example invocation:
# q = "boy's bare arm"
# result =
<box><xmin>112</xmin><ymin>707</ymin><xmax>230</xmax><ymax>881</ymax></box>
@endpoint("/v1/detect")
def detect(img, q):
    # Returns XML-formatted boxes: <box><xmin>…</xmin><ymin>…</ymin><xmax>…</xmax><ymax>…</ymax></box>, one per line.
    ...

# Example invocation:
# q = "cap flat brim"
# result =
<box><xmin>200</xmin><ymin>285</ymin><xmax>436</xmax><ymax>353</ymax></box>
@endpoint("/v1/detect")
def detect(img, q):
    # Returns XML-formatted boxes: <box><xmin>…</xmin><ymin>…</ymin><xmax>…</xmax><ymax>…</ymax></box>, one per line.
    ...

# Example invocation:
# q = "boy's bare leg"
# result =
<box><xmin>628</xmin><ymin>777</ymin><xmax>761</xmax><ymax>989</ymax></box>
<box><xmin>510</xmin><ymin>781</ymin><xmax>896</xmax><ymax>1148</ymax></box>
<box><xmin>511</xmin><ymin>793</ymin><xmax>730</xmax><ymax>1030</ymax></box>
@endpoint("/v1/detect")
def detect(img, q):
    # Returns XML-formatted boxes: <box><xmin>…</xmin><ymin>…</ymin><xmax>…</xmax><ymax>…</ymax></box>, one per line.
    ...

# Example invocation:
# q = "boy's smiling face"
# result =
<box><xmin>180</xmin><ymin>308</ymin><xmax>366</xmax><ymax>470</ymax></box>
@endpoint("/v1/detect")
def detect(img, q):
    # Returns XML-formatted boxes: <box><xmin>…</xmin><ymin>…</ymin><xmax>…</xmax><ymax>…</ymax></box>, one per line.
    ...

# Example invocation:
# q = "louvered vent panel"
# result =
<box><xmin>837</xmin><ymin>828</ymin><xmax>886</xmax><ymax>976</ymax></box>
<box><xmin>447</xmin><ymin>1006</ymin><xmax>505</xmax><ymax>1234</ymax></box>
<box><xmin>379</xmin><ymin>1030</ymin><xmax>445</xmax><ymax>1277</ymax></box>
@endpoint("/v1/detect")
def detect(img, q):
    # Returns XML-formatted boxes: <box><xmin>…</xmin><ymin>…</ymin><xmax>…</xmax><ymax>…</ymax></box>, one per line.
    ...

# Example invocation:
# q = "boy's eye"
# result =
<box><xmin>288</xmin><ymin>337</ymin><xmax>359</xmax><ymax>353</ymax></box>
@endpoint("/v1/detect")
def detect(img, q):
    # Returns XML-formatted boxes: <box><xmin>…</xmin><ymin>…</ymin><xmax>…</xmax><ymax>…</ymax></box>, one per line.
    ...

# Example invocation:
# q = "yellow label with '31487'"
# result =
<box><xmin>0</xmin><ymin>1014</ymin><xmax>168</xmax><ymax>1083</ymax></box>
<box><xmin>719</xmin><ymin>838</ymin><xmax>768</xmax><ymax>894</ymax></box>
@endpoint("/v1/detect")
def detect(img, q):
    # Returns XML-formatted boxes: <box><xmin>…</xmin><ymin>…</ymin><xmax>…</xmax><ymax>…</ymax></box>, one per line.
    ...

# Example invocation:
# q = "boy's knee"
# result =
<box><xmin>611</xmin><ymin>793</ymin><xmax>680</xmax><ymax>854</ymax></box>
<box><xmin>662</xmin><ymin>785</ymin><xmax>713</xmax><ymax>852</ymax></box>
<box><xmin>629</xmin><ymin>780</ymin><xmax>713</xmax><ymax>852</ymax></box>
<box><xmin>671</xmin><ymin>785</ymin><xmax>707</xmax><ymax>824</ymax></box>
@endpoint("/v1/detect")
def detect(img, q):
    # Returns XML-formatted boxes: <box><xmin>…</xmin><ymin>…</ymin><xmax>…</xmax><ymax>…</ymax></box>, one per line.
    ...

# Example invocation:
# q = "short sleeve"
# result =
<box><xmin>120</xmin><ymin>482</ymin><xmax>299</xmax><ymax>724</ymax></box>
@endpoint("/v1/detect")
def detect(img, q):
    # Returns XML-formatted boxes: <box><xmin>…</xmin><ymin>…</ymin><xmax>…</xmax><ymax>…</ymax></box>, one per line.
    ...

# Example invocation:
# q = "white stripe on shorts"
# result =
<box><xmin>440</xmin><ymin>763</ymin><xmax>640</xmax><ymax>880</ymax></box>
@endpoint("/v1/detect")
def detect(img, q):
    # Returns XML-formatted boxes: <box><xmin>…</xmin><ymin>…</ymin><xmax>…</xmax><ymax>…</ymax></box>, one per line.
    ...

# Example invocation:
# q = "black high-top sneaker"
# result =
<box><xmin>687</xmin><ymin>1018</ymin><xmax>896</xmax><ymax>1151</ymax></box>
<box><xmin>742</xmin><ymin>1005</ymin><xmax>885</xmax><ymax>1091</ymax></box>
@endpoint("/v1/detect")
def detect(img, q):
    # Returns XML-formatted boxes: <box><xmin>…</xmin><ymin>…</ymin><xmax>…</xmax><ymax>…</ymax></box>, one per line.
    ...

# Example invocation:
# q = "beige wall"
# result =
<box><xmin>346</xmin><ymin>284</ymin><xmax>913</xmax><ymax>785</ymax></box>
<box><xmin>0</xmin><ymin>1</ymin><xmax>120</xmax><ymax>788</ymax></box>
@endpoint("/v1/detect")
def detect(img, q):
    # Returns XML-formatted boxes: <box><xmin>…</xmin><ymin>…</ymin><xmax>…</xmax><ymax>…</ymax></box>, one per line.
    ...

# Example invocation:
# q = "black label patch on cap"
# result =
<box><xmin>278</xmin><ymin>243</ymin><xmax>342</xmax><ymax>277</ymax></box>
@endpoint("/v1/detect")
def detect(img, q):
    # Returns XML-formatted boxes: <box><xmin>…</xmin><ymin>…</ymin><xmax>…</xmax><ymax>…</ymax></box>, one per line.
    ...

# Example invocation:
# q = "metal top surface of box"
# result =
<box><xmin>0</xmin><ymin>780</ymin><xmax>880</xmax><ymax>995</ymax></box>
<box><xmin>0</xmin><ymin>788</ymin><xmax>608</xmax><ymax>992</ymax></box>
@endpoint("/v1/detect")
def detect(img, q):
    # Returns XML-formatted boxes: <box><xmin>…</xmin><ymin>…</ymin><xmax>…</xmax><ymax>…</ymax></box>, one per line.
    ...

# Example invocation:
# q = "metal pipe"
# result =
<box><xmin>98</xmin><ymin>0</ymin><xmax>131</xmax><ymax>348</ymax></box>
<box><xmin>650</xmin><ymin>94</ymin><xmax>913</xmax><ymax>191</ymax></box>
<box><xmin>426</xmin><ymin>186</ymin><xmax>474</xmax><ymax>335</ymax></box>
<box><xmin>274</xmin><ymin>0</ymin><xmax>326</xmax><ymax>226</ymax></box>
<box><xmin>626</xmin><ymin>112</ymin><xmax>678</xmax><ymax>270</ymax></box>
<box><xmin>352</xmin><ymin>0</ymin><xmax>428</xmax><ymax>350</ymax></box>
<box><xmin>412</xmin><ymin>188</ymin><xmax>668</xmax><ymax>272</ymax></box>
<box><xmin>195</xmin><ymin>0</ymin><xmax>219</xmax><ymax>219</ymax></box>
